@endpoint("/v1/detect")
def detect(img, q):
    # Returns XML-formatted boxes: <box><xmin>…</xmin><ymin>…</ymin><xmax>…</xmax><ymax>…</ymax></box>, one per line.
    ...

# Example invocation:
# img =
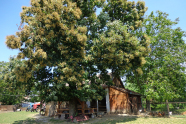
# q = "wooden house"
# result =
<box><xmin>90</xmin><ymin>76</ymin><xmax>142</xmax><ymax>115</ymax></box>
<box><xmin>57</xmin><ymin>75</ymin><xmax>142</xmax><ymax>116</ymax></box>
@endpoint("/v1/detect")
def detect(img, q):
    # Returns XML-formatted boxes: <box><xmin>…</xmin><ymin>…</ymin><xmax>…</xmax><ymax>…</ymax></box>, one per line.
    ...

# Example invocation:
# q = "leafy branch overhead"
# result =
<box><xmin>126</xmin><ymin>11</ymin><xmax>186</xmax><ymax>102</ymax></box>
<box><xmin>2</xmin><ymin>0</ymin><xmax>167</xmax><ymax>116</ymax></box>
<box><xmin>92</xmin><ymin>20</ymin><xmax>151</xmax><ymax>77</ymax></box>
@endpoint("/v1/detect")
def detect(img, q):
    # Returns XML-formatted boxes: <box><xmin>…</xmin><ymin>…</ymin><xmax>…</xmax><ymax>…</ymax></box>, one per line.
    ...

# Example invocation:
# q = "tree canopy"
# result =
<box><xmin>92</xmin><ymin>0</ymin><xmax>150</xmax><ymax>78</ymax></box>
<box><xmin>4</xmin><ymin>0</ymin><xmax>150</xmax><ymax>116</ymax></box>
<box><xmin>0</xmin><ymin>58</ymin><xmax>26</xmax><ymax>105</ymax></box>
<box><xmin>126</xmin><ymin>11</ymin><xmax>186</xmax><ymax>103</ymax></box>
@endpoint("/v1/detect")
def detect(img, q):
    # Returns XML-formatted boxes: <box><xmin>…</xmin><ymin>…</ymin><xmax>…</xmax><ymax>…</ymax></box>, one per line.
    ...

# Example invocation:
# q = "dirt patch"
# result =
<box><xmin>32</xmin><ymin>114</ymin><xmax>51</xmax><ymax>123</ymax></box>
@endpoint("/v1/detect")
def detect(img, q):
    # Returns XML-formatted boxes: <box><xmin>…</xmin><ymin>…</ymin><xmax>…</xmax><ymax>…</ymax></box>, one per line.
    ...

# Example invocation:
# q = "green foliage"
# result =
<box><xmin>125</xmin><ymin>82</ymin><xmax>139</xmax><ymax>93</ymax></box>
<box><xmin>126</xmin><ymin>11</ymin><xmax>186</xmax><ymax>102</ymax></box>
<box><xmin>92</xmin><ymin>20</ymin><xmax>150</xmax><ymax>78</ymax></box>
<box><xmin>4</xmin><ymin>0</ymin><xmax>151</xmax><ymax>115</ymax></box>
<box><xmin>103</xmin><ymin>0</ymin><xmax>148</xmax><ymax>29</ymax></box>
<box><xmin>151</xmin><ymin>104</ymin><xmax>174</xmax><ymax>111</ymax></box>
<box><xmin>4</xmin><ymin>0</ymin><xmax>109</xmax><ymax>104</ymax></box>
<box><xmin>90</xmin><ymin>0</ymin><xmax>150</xmax><ymax>79</ymax></box>
<box><xmin>29</xmin><ymin>96</ymin><xmax>40</xmax><ymax>103</ymax></box>
<box><xmin>0</xmin><ymin>59</ymin><xmax>26</xmax><ymax>105</ymax></box>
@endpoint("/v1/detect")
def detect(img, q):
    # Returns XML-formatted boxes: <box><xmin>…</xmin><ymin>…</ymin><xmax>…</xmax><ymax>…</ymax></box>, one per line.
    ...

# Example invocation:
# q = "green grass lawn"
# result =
<box><xmin>0</xmin><ymin>111</ymin><xmax>38</xmax><ymax>124</ymax></box>
<box><xmin>96</xmin><ymin>116</ymin><xmax>186</xmax><ymax>124</ymax></box>
<box><xmin>50</xmin><ymin>115</ymin><xmax>186</xmax><ymax>124</ymax></box>
<box><xmin>1</xmin><ymin>111</ymin><xmax>186</xmax><ymax>124</ymax></box>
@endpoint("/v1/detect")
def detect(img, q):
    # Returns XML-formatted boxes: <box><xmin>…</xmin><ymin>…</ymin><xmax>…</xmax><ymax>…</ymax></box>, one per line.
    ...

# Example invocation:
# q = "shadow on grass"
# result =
<box><xmin>91</xmin><ymin>115</ymin><xmax>138</xmax><ymax>124</ymax></box>
<box><xmin>14</xmin><ymin>115</ymin><xmax>186</xmax><ymax>124</ymax></box>
<box><xmin>13</xmin><ymin>116</ymin><xmax>138</xmax><ymax>124</ymax></box>
<box><xmin>49</xmin><ymin>118</ymin><xmax>66</xmax><ymax>123</ymax></box>
<box><xmin>98</xmin><ymin>117</ymin><xmax>137</xmax><ymax>124</ymax></box>
<box><xmin>13</xmin><ymin>117</ymin><xmax>66</xmax><ymax>124</ymax></box>
<box><xmin>13</xmin><ymin>118</ymin><xmax>39</xmax><ymax>124</ymax></box>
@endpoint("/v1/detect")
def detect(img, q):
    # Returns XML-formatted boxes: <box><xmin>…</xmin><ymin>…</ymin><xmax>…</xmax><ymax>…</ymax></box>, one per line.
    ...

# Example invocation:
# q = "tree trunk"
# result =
<box><xmin>166</xmin><ymin>100</ymin><xmax>170</xmax><ymax>117</ymax></box>
<box><xmin>48</xmin><ymin>101</ymin><xmax>57</xmax><ymax>117</ymax></box>
<box><xmin>146</xmin><ymin>99</ymin><xmax>151</xmax><ymax>111</ymax></box>
<box><xmin>69</xmin><ymin>97</ymin><xmax>77</xmax><ymax>117</ymax></box>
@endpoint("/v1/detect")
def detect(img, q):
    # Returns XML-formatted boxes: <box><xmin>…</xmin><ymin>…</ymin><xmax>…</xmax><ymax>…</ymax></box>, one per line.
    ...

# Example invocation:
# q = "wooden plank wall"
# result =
<box><xmin>109</xmin><ymin>87</ymin><xmax>128</xmax><ymax>113</ymax></box>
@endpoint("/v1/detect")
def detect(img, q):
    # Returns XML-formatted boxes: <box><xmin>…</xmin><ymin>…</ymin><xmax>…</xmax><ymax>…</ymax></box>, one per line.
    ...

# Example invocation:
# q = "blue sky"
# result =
<box><xmin>0</xmin><ymin>0</ymin><xmax>186</xmax><ymax>62</ymax></box>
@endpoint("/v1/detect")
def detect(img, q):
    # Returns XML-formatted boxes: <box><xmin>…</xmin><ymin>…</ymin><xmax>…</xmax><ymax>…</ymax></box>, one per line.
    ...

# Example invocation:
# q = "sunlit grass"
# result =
<box><xmin>0</xmin><ymin>111</ymin><xmax>38</xmax><ymax>124</ymax></box>
<box><xmin>1</xmin><ymin>111</ymin><xmax>186</xmax><ymax>124</ymax></box>
<box><xmin>93</xmin><ymin>116</ymin><xmax>186</xmax><ymax>124</ymax></box>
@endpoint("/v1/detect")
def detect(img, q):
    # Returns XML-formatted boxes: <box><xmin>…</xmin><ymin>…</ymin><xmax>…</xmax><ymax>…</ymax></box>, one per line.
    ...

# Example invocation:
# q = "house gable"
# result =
<box><xmin>112</xmin><ymin>76</ymin><xmax>125</xmax><ymax>88</ymax></box>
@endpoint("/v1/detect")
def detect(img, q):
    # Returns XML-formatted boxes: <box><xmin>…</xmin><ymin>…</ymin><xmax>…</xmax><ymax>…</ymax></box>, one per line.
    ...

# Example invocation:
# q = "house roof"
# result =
<box><xmin>103</xmin><ymin>85</ymin><xmax>141</xmax><ymax>96</ymax></box>
<box><xmin>97</xmin><ymin>73</ymin><xmax>125</xmax><ymax>88</ymax></box>
<box><xmin>97</xmin><ymin>73</ymin><xmax>141</xmax><ymax>95</ymax></box>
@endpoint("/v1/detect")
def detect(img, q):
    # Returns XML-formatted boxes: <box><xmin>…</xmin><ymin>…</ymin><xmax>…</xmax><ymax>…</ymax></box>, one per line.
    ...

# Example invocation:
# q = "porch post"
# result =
<box><xmin>86</xmin><ymin>101</ymin><xmax>90</xmax><ymax>108</ymax></box>
<box><xmin>97</xmin><ymin>100</ymin><xmax>99</xmax><ymax>113</ymax></box>
<box><xmin>105</xmin><ymin>88</ymin><xmax>110</xmax><ymax>114</ymax></box>
<box><xmin>57</xmin><ymin>101</ymin><xmax>60</xmax><ymax>114</ymax></box>
<box><xmin>82</xmin><ymin>101</ymin><xmax>85</xmax><ymax>114</ymax></box>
